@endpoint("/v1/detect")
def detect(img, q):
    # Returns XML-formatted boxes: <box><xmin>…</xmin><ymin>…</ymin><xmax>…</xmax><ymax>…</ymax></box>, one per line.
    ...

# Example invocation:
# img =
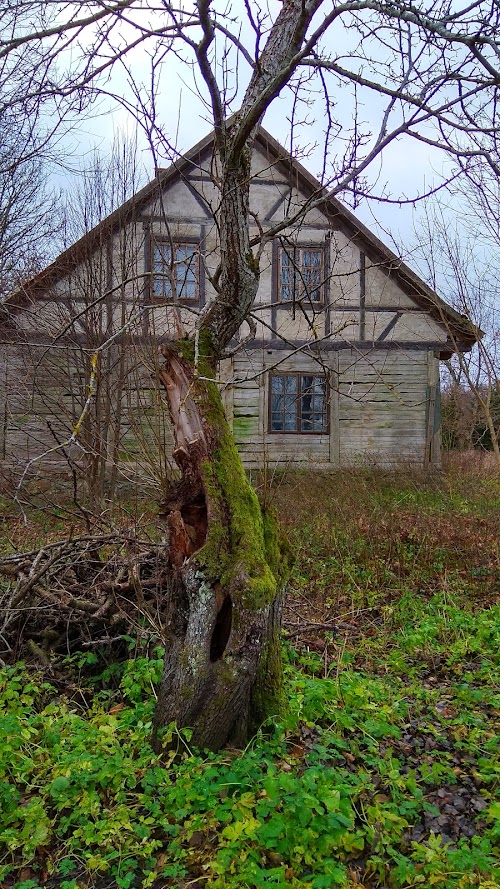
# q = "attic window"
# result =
<box><xmin>152</xmin><ymin>241</ymin><xmax>199</xmax><ymax>302</ymax></box>
<box><xmin>269</xmin><ymin>373</ymin><xmax>328</xmax><ymax>434</ymax></box>
<box><xmin>277</xmin><ymin>244</ymin><xmax>325</xmax><ymax>304</ymax></box>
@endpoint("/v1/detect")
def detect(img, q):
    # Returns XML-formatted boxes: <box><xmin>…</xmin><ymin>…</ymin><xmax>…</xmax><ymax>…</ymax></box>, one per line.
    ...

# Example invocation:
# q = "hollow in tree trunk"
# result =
<box><xmin>151</xmin><ymin>339</ymin><xmax>289</xmax><ymax>752</ymax></box>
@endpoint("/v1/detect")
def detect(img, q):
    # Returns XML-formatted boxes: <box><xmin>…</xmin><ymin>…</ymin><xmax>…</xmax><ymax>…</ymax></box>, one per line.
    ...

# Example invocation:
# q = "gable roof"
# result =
<box><xmin>1</xmin><ymin>125</ymin><xmax>477</xmax><ymax>353</ymax></box>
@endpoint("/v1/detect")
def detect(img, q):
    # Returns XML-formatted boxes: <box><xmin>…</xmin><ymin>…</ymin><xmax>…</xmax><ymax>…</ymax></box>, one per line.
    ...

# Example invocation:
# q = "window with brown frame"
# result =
<box><xmin>277</xmin><ymin>244</ymin><xmax>325</xmax><ymax>304</ymax></box>
<box><xmin>269</xmin><ymin>373</ymin><xmax>328</xmax><ymax>433</ymax></box>
<box><xmin>152</xmin><ymin>241</ymin><xmax>199</xmax><ymax>301</ymax></box>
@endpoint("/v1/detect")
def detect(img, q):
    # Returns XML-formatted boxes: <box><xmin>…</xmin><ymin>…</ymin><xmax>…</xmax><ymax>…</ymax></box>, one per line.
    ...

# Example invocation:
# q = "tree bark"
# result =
<box><xmin>151</xmin><ymin>3</ymin><xmax>316</xmax><ymax>751</ymax></box>
<box><xmin>151</xmin><ymin>340</ymin><xmax>289</xmax><ymax>752</ymax></box>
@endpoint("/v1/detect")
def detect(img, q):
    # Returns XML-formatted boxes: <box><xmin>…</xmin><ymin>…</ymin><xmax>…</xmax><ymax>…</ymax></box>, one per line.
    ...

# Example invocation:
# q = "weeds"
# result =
<box><xmin>0</xmin><ymin>463</ymin><xmax>498</xmax><ymax>888</ymax></box>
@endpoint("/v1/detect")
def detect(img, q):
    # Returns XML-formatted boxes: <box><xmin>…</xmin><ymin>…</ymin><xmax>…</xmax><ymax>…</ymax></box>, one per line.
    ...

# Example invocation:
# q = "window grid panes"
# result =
<box><xmin>278</xmin><ymin>248</ymin><xmax>294</xmax><ymax>302</ymax></box>
<box><xmin>278</xmin><ymin>246</ymin><xmax>324</xmax><ymax>304</ymax></box>
<box><xmin>301</xmin><ymin>250</ymin><xmax>322</xmax><ymax>302</ymax></box>
<box><xmin>152</xmin><ymin>242</ymin><xmax>198</xmax><ymax>301</ymax></box>
<box><xmin>270</xmin><ymin>374</ymin><xmax>327</xmax><ymax>434</ymax></box>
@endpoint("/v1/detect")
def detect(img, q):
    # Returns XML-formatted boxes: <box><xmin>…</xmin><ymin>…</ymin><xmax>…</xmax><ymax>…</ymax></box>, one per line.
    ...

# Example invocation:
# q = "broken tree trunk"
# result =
<box><xmin>151</xmin><ymin>339</ymin><xmax>289</xmax><ymax>752</ymax></box>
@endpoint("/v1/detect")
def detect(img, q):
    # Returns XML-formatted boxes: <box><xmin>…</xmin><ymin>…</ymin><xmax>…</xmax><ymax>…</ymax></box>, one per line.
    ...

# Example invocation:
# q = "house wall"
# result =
<box><xmin>1</xmin><ymin>341</ymin><xmax>81</xmax><ymax>475</ymax></box>
<box><xmin>226</xmin><ymin>346</ymin><xmax>439</xmax><ymax>469</ymax></box>
<box><xmin>0</xmin><ymin>336</ymin><xmax>175</xmax><ymax>491</ymax></box>
<box><xmin>0</xmin><ymin>142</ymin><xmax>449</xmax><ymax>483</ymax></box>
<box><xmin>337</xmin><ymin>349</ymin><xmax>431</xmax><ymax>465</ymax></box>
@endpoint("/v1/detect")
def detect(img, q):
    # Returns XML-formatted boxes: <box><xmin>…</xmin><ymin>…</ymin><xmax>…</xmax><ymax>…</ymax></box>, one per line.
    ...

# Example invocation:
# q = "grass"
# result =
<box><xmin>0</xmin><ymin>458</ymin><xmax>499</xmax><ymax>889</ymax></box>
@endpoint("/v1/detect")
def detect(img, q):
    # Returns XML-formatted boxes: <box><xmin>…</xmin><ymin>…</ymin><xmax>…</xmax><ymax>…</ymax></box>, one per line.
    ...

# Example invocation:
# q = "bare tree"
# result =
<box><xmin>412</xmin><ymin>191</ymin><xmax>499</xmax><ymax>462</ymax></box>
<box><xmin>0</xmin><ymin>111</ymin><xmax>61</xmax><ymax>300</ymax></box>
<box><xmin>2</xmin><ymin>0</ymin><xmax>500</xmax><ymax>749</ymax></box>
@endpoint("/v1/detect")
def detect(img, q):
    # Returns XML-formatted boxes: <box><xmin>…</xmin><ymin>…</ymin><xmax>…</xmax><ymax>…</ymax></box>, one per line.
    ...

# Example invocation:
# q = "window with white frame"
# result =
<box><xmin>277</xmin><ymin>244</ymin><xmax>325</xmax><ymax>304</ymax></box>
<box><xmin>152</xmin><ymin>241</ymin><xmax>199</xmax><ymax>301</ymax></box>
<box><xmin>269</xmin><ymin>373</ymin><xmax>328</xmax><ymax>433</ymax></box>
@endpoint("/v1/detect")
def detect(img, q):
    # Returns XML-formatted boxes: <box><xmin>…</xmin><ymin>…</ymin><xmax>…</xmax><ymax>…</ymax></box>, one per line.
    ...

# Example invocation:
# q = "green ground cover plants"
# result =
<box><xmin>0</xmin><ymin>459</ymin><xmax>498</xmax><ymax>888</ymax></box>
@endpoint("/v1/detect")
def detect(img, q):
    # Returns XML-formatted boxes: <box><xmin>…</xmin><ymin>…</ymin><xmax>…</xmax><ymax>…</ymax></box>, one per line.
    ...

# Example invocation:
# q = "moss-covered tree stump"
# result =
<box><xmin>151</xmin><ymin>341</ymin><xmax>290</xmax><ymax>752</ymax></box>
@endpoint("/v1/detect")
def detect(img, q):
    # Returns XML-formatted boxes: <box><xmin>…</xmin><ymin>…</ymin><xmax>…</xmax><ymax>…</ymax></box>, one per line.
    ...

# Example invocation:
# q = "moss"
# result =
<box><xmin>176</xmin><ymin>337</ymin><xmax>195</xmax><ymax>363</ymax></box>
<box><xmin>176</xmin><ymin>331</ymin><xmax>217</xmax><ymax>377</ymax></box>
<box><xmin>250</xmin><ymin>631</ymin><xmax>286</xmax><ymax>732</ymax></box>
<box><xmin>232</xmin><ymin>416</ymin><xmax>255</xmax><ymax>439</ymax></box>
<box><xmin>247</xmin><ymin>507</ymin><xmax>292</xmax><ymax>730</ymax></box>
<box><xmin>193</xmin><ymin>371</ymin><xmax>277</xmax><ymax>610</ymax></box>
<box><xmin>170</xmin><ymin>341</ymin><xmax>288</xmax><ymax>731</ymax></box>
<box><xmin>197</xmin><ymin>379</ymin><xmax>289</xmax><ymax>727</ymax></box>
<box><xmin>262</xmin><ymin>506</ymin><xmax>293</xmax><ymax>588</ymax></box>
<box><xmin>218</xmin><ymin>657</ymin><xmax>237</xmax><ymax>685</ymax></box>
<box><xmin>246</xmin><ymin>248</ymin><xmax>260</xmax><ymax>277</ymax></box>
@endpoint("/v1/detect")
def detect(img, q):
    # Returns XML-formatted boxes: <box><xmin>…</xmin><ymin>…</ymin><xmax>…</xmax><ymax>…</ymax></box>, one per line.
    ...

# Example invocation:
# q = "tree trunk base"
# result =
<box><xmin>152</xmin><ymin>342</ymin><xmax>289</xmax><ymax>752</ymax></box>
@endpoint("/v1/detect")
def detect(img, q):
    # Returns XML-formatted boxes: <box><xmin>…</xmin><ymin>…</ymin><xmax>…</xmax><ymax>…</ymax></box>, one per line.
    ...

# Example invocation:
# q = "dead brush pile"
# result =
<box><xmin>0</xmin><ymin>533</ymin><xmax>169</xmax><ymax>664</ymax></box>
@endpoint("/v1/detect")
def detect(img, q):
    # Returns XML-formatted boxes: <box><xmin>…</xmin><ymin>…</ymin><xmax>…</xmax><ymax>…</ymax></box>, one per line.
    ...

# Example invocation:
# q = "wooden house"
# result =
<box><xmin>0</xmin><ymin>127</ymin><xmax>475</xmax><ymax>487</ymax></box>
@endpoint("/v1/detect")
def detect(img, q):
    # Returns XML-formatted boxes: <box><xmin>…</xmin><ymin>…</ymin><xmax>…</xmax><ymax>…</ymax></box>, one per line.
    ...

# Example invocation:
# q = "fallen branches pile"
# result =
<box><xmin>0</xmin><ymin>534</ymin><xmax>169</xmax><ymax>664</ymax></box>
